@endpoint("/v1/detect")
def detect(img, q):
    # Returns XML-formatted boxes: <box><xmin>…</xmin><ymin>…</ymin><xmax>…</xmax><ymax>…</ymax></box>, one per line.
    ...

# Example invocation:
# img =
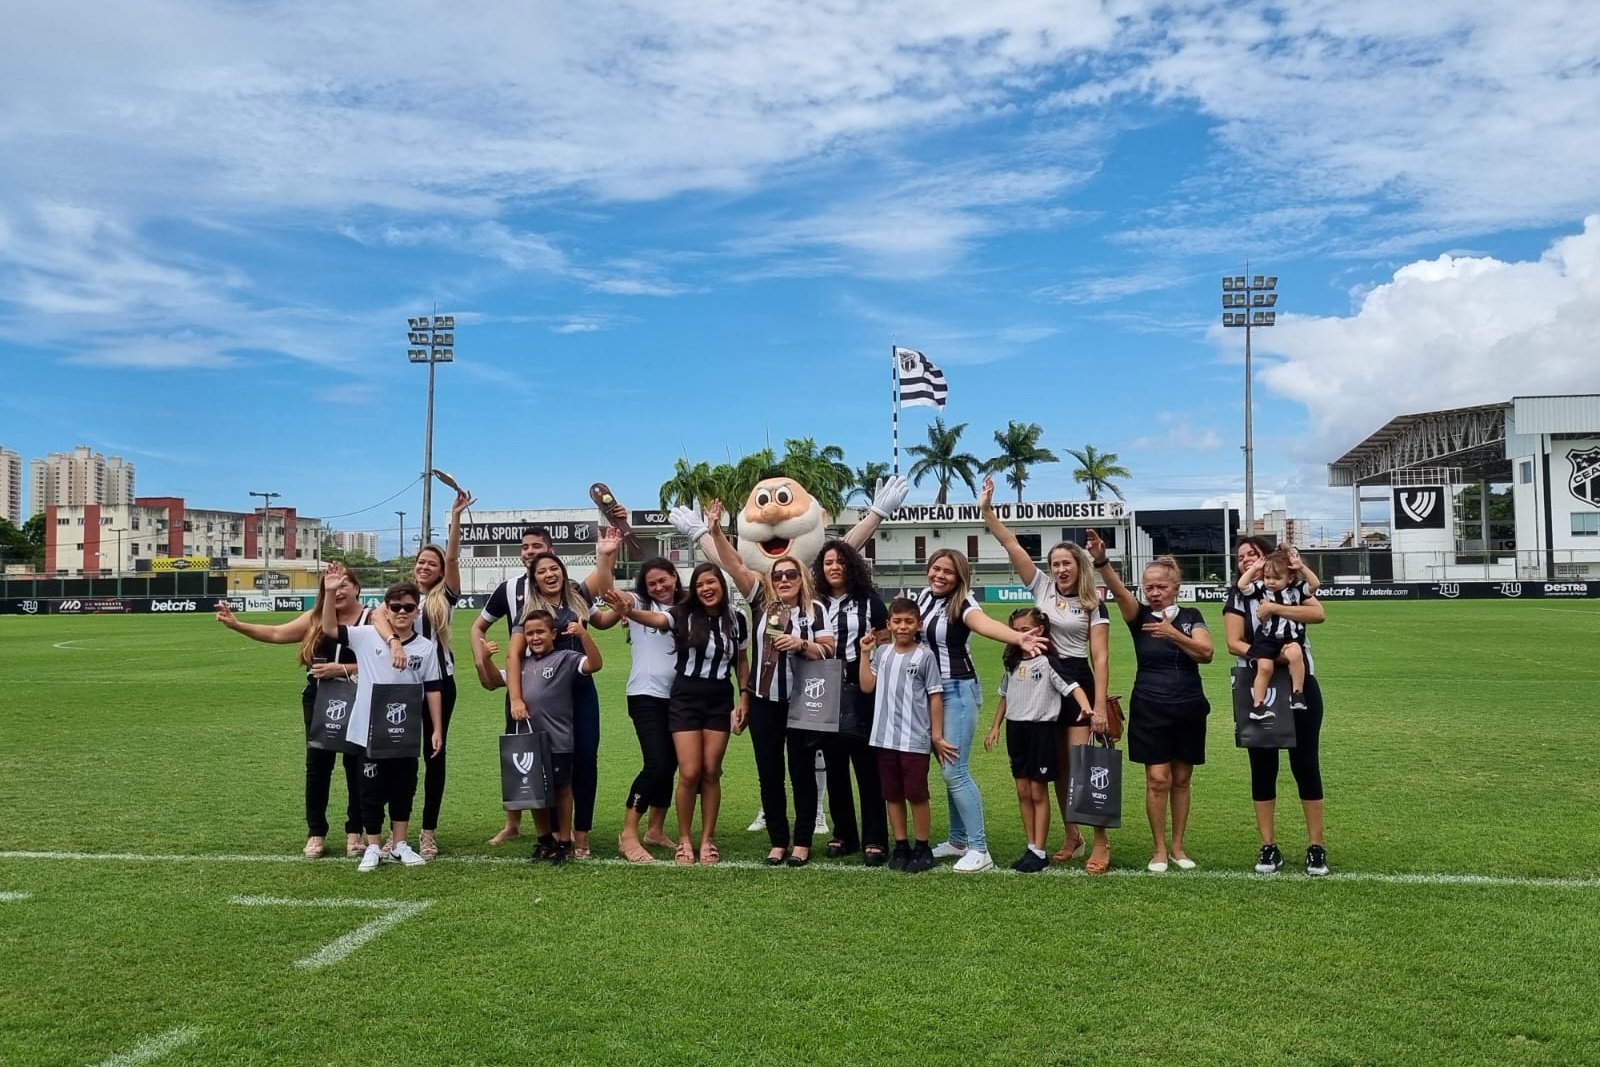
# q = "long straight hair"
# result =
<box><xmin>298</xmin><ymin>564</ymin><xmax>353</xmax><ymax>668</ymax></box>
<box><xmin>757</xmin><ymin>553</ymin><xmax>817</xmax><ymax>615</ymax></box>
<box><xmin>414</xmin><ymin>543</ymin><xmax>452</xmax><ymax>651</ymax></box>
<box><xmin>1045</xmin><ymin>540</ymin><xmax>1100</xmax><ymax>615</ymax></box>
<box><xmin>526</xmin><ymin>551</ymin><xmax>590</xmax><ymax>622</ymax></box>
<box><xmin>675</xmin><ymin>562</ymin><xmax>738</xmax><ymax>654</ymax></box>
<box><xmin>925</xmin><ymin>548</ymin><xmax>973</xmax><ymax>622</ymax></box>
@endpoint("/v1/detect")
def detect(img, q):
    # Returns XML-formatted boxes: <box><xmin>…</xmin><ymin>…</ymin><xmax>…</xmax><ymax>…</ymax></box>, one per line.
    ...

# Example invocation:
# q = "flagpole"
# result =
<box><xmin>891</xmin><ymin>341</ymin><xmax>900</xmax><ymax>477</ymax></box>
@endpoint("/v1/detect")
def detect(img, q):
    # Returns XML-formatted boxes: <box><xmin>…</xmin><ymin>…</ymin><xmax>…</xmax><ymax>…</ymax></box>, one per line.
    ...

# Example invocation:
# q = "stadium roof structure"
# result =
<box><xmin>1327</xmin><ymin>402</ymin><xmax>1511</xmax><ymax>487</ymax></box>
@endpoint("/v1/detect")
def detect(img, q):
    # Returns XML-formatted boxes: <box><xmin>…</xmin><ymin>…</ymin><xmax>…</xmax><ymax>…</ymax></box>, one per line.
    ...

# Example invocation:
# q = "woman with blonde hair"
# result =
<box><xmin>1089</xmin><ymin>534</ymin><xmax>1213</xmax><ymax>873</ymax></box>
<box><xmin>916</xmin><ymin>546</ymin><xmax>1047</xmax><ymax>874</ymax></box>
<box><xmin>704</xmin><ymin>501</ymin><xmax>836</xmax><ymax>866</ymax></box>
<box><xmin>980</xmin><ymin>476</ymin><xmax>1113</xmax><ymax>872</ymax></box>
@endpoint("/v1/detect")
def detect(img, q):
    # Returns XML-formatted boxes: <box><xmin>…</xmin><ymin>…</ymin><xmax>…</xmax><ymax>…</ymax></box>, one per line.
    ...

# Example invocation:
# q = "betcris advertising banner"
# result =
<box><xmin>1186</xmin><ymin>582</ymin><xmax>1599</xmax><ymax>601</ymax></box>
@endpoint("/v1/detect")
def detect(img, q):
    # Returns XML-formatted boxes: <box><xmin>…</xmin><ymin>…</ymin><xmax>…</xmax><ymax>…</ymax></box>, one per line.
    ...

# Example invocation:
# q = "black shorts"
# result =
<box><xmin>668</xmin><ymin>674</ymin><xmax>734</xmax><ymax>734</ymax></box>
<box><xmin>1052</xmin><ymin>656</ymin><xmax>1095</xmax><ymax>728</ymax></box>
<box><xmin>1247</xmin><ymin>634</ymin><xmax>1287</xmax><ymax>663</ymax></box>
<box><xmin>1127</xmin><ymin>693</ymin><xmax>1210</xmax><ymax>766</ymax></box>
<box><xmin>1006</xmin><ymin>720</ymin><xmax>1060</xmax><ymax>783</ymax></box>
<box><xmin>549</xmin><ymin>752</ymin><xmax>575</xmax><ymax>788</ymax></box>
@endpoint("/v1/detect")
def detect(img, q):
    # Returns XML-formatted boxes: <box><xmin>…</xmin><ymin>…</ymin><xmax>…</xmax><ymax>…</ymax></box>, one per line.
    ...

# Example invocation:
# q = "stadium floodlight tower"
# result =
<box><xmin>1221</xmin><ymin>273</ymin><xmax>1278</xmax><ymax>534</ymax></box>
<box><xmin>407</xmin><ymin>313</ymin><xmax>456</xmax><ymax>548</ymax></box>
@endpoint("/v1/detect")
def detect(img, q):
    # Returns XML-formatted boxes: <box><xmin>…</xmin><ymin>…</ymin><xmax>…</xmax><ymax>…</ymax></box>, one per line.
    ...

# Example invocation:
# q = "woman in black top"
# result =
<box><xmin>812</xmin><ymin>539</ymin><xmax>890</xmax><ymax>864</ymax></box>
<box><xmin>214</xmin><ymin>560</ymin><xmax>370</xmax><ymax>858</ymax></box>
<box><xmin>1089</xmin><ymin>532</ymin><xmax>1213</xmax><ymax>873</ymax></box>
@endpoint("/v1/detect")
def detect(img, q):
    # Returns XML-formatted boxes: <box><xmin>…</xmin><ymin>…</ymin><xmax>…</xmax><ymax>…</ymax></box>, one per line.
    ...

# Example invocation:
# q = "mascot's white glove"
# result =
<box><xmin>868</xmin><ymin>475</ymin><xmax>910</xmax><ymax>520</ymax></box>
<box><xmin>668</xmin><ymin>504</ymin><xmax>710</xmax><ymax>542</ymax></box>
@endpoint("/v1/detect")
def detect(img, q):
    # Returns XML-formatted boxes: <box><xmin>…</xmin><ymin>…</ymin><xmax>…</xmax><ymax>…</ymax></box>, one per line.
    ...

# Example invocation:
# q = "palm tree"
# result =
<box><xmin>777</xmin><ymin>438</ymin><xmax>853</xmax><ymax>517</ymax></box>
<box><xmin>906</xmin><ymin>418</ymin><xmax>981</xmax><ymax>505</ymax></box>
<box><xmin>659</xmin><ymin>457</ymin><xmax>718</xmax><ymax>510</ymax></box>
<box><xmin>1065</xmin><ymin>444</ymin><xmax>1131</xmax><ymax>501</ymax></box>
<box><xmin>982</xmin><ymin>421</ymin><xmax>1059</xmax><ymax>503</ymax></box>
<box><xmin>848</xmin><ymin>461</ymin><xmax>891</xmax><ymax>505</ymax></box>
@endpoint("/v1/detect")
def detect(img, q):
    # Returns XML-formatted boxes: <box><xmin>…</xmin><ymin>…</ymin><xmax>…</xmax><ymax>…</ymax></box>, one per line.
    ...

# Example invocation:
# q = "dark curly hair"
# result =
<box><xmin>811</xmin><ymin>538</ymin><xmax>876</xmax><ymax>600</ymax></box>
<box><xmin>632</xmin><ymin>557</ymin><xmax>685</xmax><ymax>608</ymax></box>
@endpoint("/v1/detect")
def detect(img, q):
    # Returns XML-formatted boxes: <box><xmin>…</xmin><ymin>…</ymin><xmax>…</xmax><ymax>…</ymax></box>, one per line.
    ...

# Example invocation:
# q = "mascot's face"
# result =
<box><xmin>737</xmin><ymin>477</ymin><xmax>829</xmax><ymax>573</ymax></box>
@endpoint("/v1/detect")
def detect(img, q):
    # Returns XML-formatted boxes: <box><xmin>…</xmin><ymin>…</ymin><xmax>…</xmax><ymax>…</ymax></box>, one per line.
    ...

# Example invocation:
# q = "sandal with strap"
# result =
<box><xmin>418</xmin><ymin>830</ymin><xmax>438</xmax><ymax>858</ymax></box>
<box><xmin>303</xmin><ymin>836</ymin><xmax>326</xmax><ymax>859</ymax></box>
<box><xmin>699</xmin><ymin>841</ymin><xmax>720</xmax><ymax>865</ymax></box>
<box><xmin>1053</xmin><ymin>836</ymin><xmax>1086</xmax><ymax>863</ymax></box>
<box><xmin>619</xmin><ymin>836</ymin><xmax>655</xmax><ymax>864</ymax></box>
<box><xmin>1085</xmin><ymin>848</ymin><xmax>1111</xmax><ymax>875</ymax></box>
<box><xmin>675</xmin><ymin>842</ymin><xmax>697</xmax><ymax>866</ymax></box>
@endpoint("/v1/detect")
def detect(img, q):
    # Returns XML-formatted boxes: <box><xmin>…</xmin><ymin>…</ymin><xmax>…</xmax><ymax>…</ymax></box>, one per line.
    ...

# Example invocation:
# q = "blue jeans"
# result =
<box><xmin>940</xmin><ymin>676</ymin><xmax>987</xmax><ymax>851</ymax></box>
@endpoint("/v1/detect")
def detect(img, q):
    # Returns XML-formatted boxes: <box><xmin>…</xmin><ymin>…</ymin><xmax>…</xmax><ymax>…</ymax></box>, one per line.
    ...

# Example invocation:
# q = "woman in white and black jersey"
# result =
<box><xmin>704</xmin><ymin>502</ymin><xmax>835</xmax><ymax>867</ymax></box>
<box><xmin>979</xmin><ymin>476</ymin><xmax>1113</xmax><ymax>872</ymax></box>
<box><xmin>372</xmin><ymin>487</ymin><xmax>472</xmax><ymax>858</ymax></box>
<box><xmin>811</xmin><ymin>538</ymin><xmax>890</xmax><ymax>865</ymax></box>
<box><xmin>916</xmin><ymin>548</ymin><xmax>1047</xmax><ymax>874</ymax></box>
<box><xmin>606</xmin><ymin>562</ymin><xmax>750</xmax><ymax>865</ymax></box>
<box><xmin>213</xmin><ymin>560</ymin><xmax>369</xmax><ymax>859</ymax></box>
<box><xmin>596</xmin><ymin>556</ymin><xmax>687</xmax><ymax>863</ymax></box>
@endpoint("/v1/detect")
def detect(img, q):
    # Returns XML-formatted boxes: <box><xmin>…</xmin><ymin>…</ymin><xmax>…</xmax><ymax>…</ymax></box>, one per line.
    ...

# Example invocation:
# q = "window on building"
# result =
<box><xmin>75</xmin><ymin>543</ymin><xmax>83</xmax><ymax>550</ymax></box>
<box><xmin>130</xmin><ymin>544</ymin><xmax>140</xmax><ymax>556</ymax></box>
<box><xmin>77</xmin><ymin>517</ymin><xmax>85</xmax><ymax>525</ymax></box>
<box><xmin>1520</xmin><ymin>460</ymin><xmax>1534</xmax><ymax>484</ymax></box>
<box><xmin>102</xmin><ymin>516</ymin><xmax>113</xmax><ymax>525</ymax></box>
<box><xmin>131</xmin><ymin>518</ymin><xmax>140</xmax><ymax>531</ymax></box>
<box><xmin>57</xmin><ymin>518</ymin><xmax>69</xmax><ymax>525</ymax></box>
<box><xmin>1572</xmin><ymin>513</ymin><xmax>1600</xmax><ymax>537</ymax></box>
<box><xmin>967</xmin><ymin>535</ymin><xmax>979</xmax><ymax>560</ymax></box>
<box><xmin>1016</xmin><ymin>533</ymin><xmax>1042</xmax><ymax>560</ymax></box>
<box><xmin>914</xmin><ymin>536</ymin><xmax>927</xmax><ymax>563</ymax></box>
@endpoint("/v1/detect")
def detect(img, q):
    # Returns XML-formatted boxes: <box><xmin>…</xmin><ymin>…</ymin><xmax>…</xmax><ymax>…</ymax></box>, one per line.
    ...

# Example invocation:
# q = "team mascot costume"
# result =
<box><xmin>667</xmin><ymin>475</ymin><xmax>910</xmax><ymax>572</ymax></box>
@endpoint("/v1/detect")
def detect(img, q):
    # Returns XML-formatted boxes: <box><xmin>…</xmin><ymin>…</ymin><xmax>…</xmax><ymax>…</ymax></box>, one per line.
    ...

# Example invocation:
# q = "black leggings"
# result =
<box><xmin>572</xmin><ymin>675</ymin><xmax>600</xmax><ymax>832</ymax></box>
<box><xmin>625</xmin><ymin>695</ymin><xmax>677</xmax><ymax>813</ymax></box>
<box><xmin>1247</xmin><ymin>674</ymin><xmax>1325</xmax><ymax>802</ymax></box>
<box><xmin>301</xmin><ymin>683</ymin><xmax>361</xmax><ymax>838</ymax></box>
<box><xmin>821</xmin><ymin>687</ymin><xmax>886</xmax><ymax>851</ymax></box>
<box><xmin>419</xmin><ymin>673</ymin><xmax>456</xmax><ymax>832</ymax></box>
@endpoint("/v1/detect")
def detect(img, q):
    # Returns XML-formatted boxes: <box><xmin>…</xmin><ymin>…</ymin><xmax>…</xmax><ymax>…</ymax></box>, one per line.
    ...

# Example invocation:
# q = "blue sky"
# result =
<box><xmin>4</xmin><ymin>1</ymin><xmax>1600</xmax><ymax>555</ymax></box>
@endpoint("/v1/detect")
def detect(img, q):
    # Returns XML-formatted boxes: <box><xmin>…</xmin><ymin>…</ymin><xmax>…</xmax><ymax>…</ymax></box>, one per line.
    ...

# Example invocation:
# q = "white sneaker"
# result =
<box><xmin>953</xmin><ymin>849</ymin><xmax>995</xmax><ymax>873</ymax></box>
<box><xmin>931</xmin><ymin>840</ymin><xmax>968</xmax><ymax>859</ymax></box>
<box><xmin>357</xmin><ymin>844</ymin><xmax>383</xmax><ymax>872</ymax></box>
<box><xmin>814</xmin><ymin>810</ymin><xmax>829</xmax><ymax>835</ymax></box>
<box><xmin>391</xmin><ymin>841</ymin><xmax>426</xmax><ymax>867</ymax></box>
<box><xmin>746</xmin><ymin>810</ymin><xmax>767</xmax><ymax>832</ymax></box>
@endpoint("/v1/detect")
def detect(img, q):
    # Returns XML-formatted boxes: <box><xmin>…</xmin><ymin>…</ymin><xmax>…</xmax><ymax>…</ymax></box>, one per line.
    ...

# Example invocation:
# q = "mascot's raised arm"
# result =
<box><xmin>668</xmin><ymin>474</ymin><xmax>909</xmax><ymax>588</ymax></box>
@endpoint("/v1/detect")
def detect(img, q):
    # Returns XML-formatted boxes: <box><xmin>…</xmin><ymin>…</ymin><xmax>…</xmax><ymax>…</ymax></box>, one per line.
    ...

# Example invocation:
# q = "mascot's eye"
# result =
<box><xmin>755</xmin><ymin>489</ymin><xmax>771</xmax><ymax>507</ymax></box>
<box><xmin>775</xmin><ymin>487</ymin><xmax>793</xmax><ymax>506</ymax></box>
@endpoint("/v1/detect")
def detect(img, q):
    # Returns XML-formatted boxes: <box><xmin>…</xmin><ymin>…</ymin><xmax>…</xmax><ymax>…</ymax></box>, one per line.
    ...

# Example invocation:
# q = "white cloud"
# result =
<box><xmin>1249</xmin><ymin>215</ymin><xmax>1600</xmax><ymax>453</ymax></box>
<box><xmin>66</xmin><ymin>333</ymin><xmax>236</xmax><ymax>370</ymax></box>
<box><xmin>1126</xmin><ymin>414</ymin><xmax>1223</xmax><ymax>453</ymax></box>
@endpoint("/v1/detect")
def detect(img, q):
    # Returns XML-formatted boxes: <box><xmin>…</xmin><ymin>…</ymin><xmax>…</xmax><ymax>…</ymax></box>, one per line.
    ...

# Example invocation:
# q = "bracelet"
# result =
<box><xmin>1092</xmin><ymin>558</ymin><xmax>1109</xmax><ymax>568</ymax></box>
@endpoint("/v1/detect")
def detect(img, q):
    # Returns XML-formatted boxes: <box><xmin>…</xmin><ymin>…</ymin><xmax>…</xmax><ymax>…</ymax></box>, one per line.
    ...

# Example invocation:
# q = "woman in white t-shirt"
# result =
<box><xmin>980</xmin><ymin>476</ymin><xmax>1113</xmax><ymax>872</ymax></box>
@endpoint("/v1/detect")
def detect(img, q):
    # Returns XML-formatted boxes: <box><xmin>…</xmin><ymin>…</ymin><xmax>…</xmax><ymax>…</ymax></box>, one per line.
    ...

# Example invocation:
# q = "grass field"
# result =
<box><xmin>2</xmin><ymin>600</ymin><xmax>1599</xmax><ymax>1066</ymax></box>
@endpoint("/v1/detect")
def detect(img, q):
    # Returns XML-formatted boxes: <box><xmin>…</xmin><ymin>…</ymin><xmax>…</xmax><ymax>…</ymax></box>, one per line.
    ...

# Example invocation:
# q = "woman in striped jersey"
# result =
<box><xmin>605</xmin><ymin>563</ymin><xmax>750</xmax><ymax>864</ymax></box>
<box><xmin>917</xmin><ymin>548</ymin><xmax>1046</xmax><ymax>873</ymax></box>
<box><xmin>812</xmin><ymin>539</ymin><xmax>890</xmax><ymax>865</ymax></box>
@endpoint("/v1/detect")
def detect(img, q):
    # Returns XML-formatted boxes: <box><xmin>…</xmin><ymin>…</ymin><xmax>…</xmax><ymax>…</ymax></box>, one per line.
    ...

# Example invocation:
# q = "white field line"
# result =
<box><xmin>230</xmin><ymin>895</ymin><xmax>432</xmax><ymax>969</ymax></box>
<box><xmin>52</xmin><ymin>640</ymin><xmax>91</xmax><ymax>650</ymax></box>
<box><xmin>90</xmin><ymin>1027</ymin><xmax>205</xmax><ymax>1067</ymax></box>
<box><xmin>0</xmin><ymin>890</ymin><xmax>33</xmax><ymax>900</ymax></box>
<box><xmin>4</xmin><ymin>849</ymin><xmax>1600</xmax><ymax>890</ymax></box>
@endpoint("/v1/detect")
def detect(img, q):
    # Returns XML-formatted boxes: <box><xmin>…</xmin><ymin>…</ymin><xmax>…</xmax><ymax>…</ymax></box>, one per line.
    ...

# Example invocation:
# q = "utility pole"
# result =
<box><xmin>249</xmin><ymin>490</ymin><xmax>280</xmax><ymax>599</ymax></box>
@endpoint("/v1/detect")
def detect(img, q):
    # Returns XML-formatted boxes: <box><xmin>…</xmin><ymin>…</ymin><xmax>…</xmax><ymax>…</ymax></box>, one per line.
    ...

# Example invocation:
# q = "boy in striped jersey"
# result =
<box><xmin>859</xmin><ymin>598</ymin><xmax>947</xmax><ymax>873</ymax></box>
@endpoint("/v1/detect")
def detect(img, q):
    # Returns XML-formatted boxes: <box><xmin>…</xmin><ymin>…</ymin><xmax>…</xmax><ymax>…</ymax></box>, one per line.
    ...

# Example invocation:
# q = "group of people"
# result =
<box><xmin>217</xmin><ymin>475</ymin><xmax>1332</xmax><ymax>877</ymax></box>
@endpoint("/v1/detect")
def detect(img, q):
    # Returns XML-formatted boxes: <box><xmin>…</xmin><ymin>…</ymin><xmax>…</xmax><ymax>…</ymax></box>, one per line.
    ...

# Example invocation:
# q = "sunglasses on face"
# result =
<box><xmin>388</xmin><ymin>602</ymin><xmax>419</xmax><ymax>613</ymax></box>
<box><xmin>771</xmin><ymin>569</ymin><xmax>801</xmax><ymax>581</ymax></box>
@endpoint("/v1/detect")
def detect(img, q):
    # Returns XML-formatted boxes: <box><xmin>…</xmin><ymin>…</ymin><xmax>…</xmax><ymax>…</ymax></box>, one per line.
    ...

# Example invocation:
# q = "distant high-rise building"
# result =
<box><xmin>328</xmin><ymin>529</ymin><xmax>380</xmax><ymax>557</ymax></box>
<box><xmin>0</xmin><ymin>448</ymin><xmax>22</xmax><ymax>525</ymax></box>
<box><xmin>29</xmin><ymin>446</ymin><xmax>135</xmax><ymax>516</ymax></box>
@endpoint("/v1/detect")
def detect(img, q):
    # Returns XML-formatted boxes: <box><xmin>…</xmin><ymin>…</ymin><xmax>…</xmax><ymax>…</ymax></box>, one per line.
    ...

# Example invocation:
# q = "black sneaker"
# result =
<box><xmin>1290</xmin><ymin>691</ymin><xmax>1308</xmax><ymax>712</ymax></box>
<box><xmin>1254</xmin><ymin>843</ymin><xmax>1284</xmax><ymax>874</ymax></box>
<box><xmin>1016</xmin><ymin>851</ymin><xmax>1048</xmax><ymax>874</ymax></box>
<box><xmin>907</xmin><ymin>844</ymin><xmax>935</xmax><ymax>873</ymax></box>
<box><xmin>1305</xmin><ymin>844</ymin><xmax>1329</xmax><ymax>877</ymax></box>
<box><xmin>1009</xmin><ymin>852</ymin><xmax>1031</xmax><ymax>872</ymax></box>
<box><xmin>1248</xmin><ymin>704</ymin><xmax>1276</xmax><ymax>721</ymax></box>
<box><xmin>889</xmin><ymin>844</ymin><xmax>911</xmax><ymax>872</ymax></box>
<box><xmin>550</xmin><ymin>840</ymin><xmax>573</xmax><ymax>866</ymax></box>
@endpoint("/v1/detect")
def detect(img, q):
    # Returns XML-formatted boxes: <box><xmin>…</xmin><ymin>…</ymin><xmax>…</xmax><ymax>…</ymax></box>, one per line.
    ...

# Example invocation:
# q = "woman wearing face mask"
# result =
<box><xmin>214</xmin><ymin>560</ymin><xmax>370</xmax><ymax>858</ymax></box>
<box><xmin>916</xmin><ymin>548</ymin><xmax>1048</xmax><ymax>874</ymax></box>
<box><xmin>1089</xmin><ymin>532</ymin><xmax>1213</xmax><ymax>873</ymax></box>
<box><xmin>703</xmin><ymin>501</ymin><xmax>835</xmax><ymax>867</ymax></box>
<box><xmin>372</xmin><ymin>487</ymin><xmax>473</xmax><ymax>858</ymax></box>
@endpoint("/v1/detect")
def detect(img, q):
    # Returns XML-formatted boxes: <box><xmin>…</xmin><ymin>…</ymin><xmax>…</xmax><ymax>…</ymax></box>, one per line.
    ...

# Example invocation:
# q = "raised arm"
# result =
<box><xmin>979</xmin><ymin>475</ymin><xmax>1040</xmax><ymax>586</ymax></box>
<box><xmin>1288</xmin><ymin>546</ymin><xmax>1321</xmax><ymax>596</ymax></box>
<box><xmin>319</xmin><ymin>572</ymin><xmax>342</xmax><ymax>639</ymax></box>
<box><xmin>443</xmin><ymin>488</ymin><xmax>474</xmax><ymax>594</ymax></box>
<box><xmin>582</xmin><ymin>526</ymin><xmax>622</xmax><ymax>600</ymax></box>
<box><xmin>842</xmin><ymin>474</ymin><xmax>910</xmax><ymax>550</ymax></box>
<box><xmin>1087</xmin><ymin>528</ymin><xmax>1139</xmax><ymax>623</ymax></box>
<box><xmin>703</xmin><ymin>500</ymin><xmax>761</xmax><ymax>598</ymax></box>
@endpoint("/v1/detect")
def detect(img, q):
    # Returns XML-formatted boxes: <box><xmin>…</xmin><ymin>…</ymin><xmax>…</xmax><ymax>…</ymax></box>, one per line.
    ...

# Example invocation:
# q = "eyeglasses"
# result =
<box><xmin>771</xmin><ymin>569</ymin><xmax>801</xmax><ymax>582</ymax></box>
<box><xmin>388</xmin><ymin>602</ymin><xmax>419</xmax><ymax>613</ymax></box>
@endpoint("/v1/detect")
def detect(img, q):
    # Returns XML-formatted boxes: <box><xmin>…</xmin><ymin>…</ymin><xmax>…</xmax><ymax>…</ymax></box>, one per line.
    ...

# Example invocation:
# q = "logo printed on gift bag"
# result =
<box><xmin>386</xmin><ymin>703</ymin><xmax>407</xmax><ymax>725</ymax></box>
<box><xmin>1259</xmin><ymin>687</ymin><xmax>1278</xmax><ymax>709</ymax></box>
<box><xmin>512</xmin><ymin>752</ymin><xmax>536</xmax><ymax>775</ymax></box>
<box><xmin>324</xmin><ymin>699</ymin><xmax>347</xmax><ymax>721</ymax></box>
<box><xmin>804</xmin><ymin>676</ymin><xmax>826</xmax><ymax>700</ymax></box>
<box><xmin>1089</xmin><ymin>765</ymin><xmax>1110</xmax><ymax>791</ymax></box>
<box><xmin>362</xmin><ymin>762</ymin><xmax>378</xmax><ymax>778</ymax></box>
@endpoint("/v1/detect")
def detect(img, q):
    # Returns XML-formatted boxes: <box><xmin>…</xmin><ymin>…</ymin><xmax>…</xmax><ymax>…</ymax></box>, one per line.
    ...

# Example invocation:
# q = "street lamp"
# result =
<box><xmin>395</xmin><ymin>510</ymin><xmax>406</xmax><ymax>569</ymax></box>
<box><xmin>249</xmin><ymin>490</ymin><xmax>280</xmax><ymax>597</ymax></box>
<box><xmin>407</xmin><ymin>312</ymin><xmax>456</xmax><ymax>549</ymax></box>
<box><xmin>1221</xmin><ymin>272</ymin><xmax>1279</xmax><ymax>533</ymax></box>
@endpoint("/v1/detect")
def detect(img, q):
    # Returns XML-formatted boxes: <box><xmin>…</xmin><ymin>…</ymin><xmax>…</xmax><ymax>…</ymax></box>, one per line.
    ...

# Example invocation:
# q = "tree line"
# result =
<box><xmin>659</xmin><ymin>423</ymin><xmax>1130</xmax><ymax>514</ymax></box>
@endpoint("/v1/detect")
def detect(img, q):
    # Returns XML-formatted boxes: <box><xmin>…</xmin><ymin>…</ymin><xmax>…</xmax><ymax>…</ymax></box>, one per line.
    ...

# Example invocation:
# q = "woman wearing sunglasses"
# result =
<box><xmin>704</xmin><ymin>500</ymin><xmax>836</xmax><ymax>866</ymax></box>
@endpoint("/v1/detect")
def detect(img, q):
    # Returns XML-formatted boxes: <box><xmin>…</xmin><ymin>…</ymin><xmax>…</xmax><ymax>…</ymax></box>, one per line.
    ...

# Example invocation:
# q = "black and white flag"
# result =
<box><xmin>894</xmin><ymin>346</ymin><xmax>948</xmax><ymax>410</ymax></box>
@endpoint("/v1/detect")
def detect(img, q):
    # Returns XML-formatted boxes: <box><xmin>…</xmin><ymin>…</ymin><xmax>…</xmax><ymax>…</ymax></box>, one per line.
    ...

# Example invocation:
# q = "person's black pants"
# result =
<box><xmin>821</xmin><ymin>733</ymin><xmax>886</xmax><ymax>852</ymax></box>
<box><xmin>572</xmin><ymin>674</ymin><xmax>600</xmax><ymax>833</ymax></box>
<box><xmin>1247</xmin><ymin>674</ymin><xmax>1325</xmax><ymax>802</ymax></box>
<box><xmin>420</xmin><ymin>673</ymin><xmax>456</xmax><ymax>832</ymax></box>
<box><xmin>747</xmin><ymin>696</ymin><xmax>792</xmax><ymax>849</ymax></box>
<box><xmin>786</xmin><ymin>728</ymin><xmax>827</xmax><ymax>852</ymax></box>
<box><xmin>301</xmin><ymin>682</ymin><xmax>361</xmax><ymax>838</ymax></box>
<box><xmin>626</xmin><ymin>695</ymin><xmax>677</xmax><ymax>813</ymax></box>
<box><xmin>358</xmin><ymin>755</ymin><xmax>419</xmax><ymax>836</ymax></box>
